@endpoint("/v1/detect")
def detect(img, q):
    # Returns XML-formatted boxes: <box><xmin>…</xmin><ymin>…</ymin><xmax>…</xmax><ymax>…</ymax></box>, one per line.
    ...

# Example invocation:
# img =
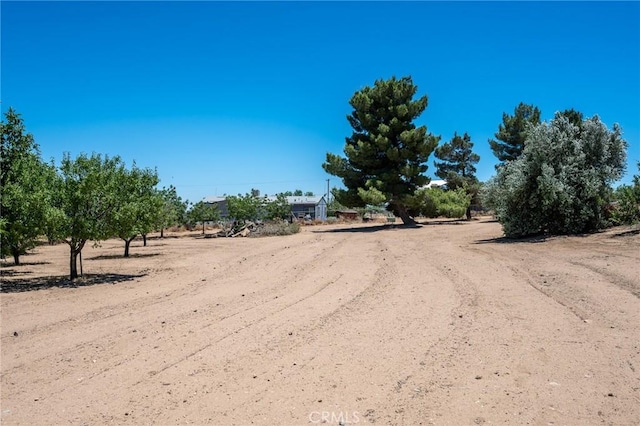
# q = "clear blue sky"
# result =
<box><xmin>3</xmin><ymin>1</ymin><xmax>639</xmax><ymax>203</ymax></box>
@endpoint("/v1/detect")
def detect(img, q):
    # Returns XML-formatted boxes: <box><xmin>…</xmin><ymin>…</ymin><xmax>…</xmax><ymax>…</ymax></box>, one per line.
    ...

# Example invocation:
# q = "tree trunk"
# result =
<box><xmin>394</xmin><ymin>203</ymin><xmax>416</xmax><ymax>225</ymax></box>
<box><xmin>142</xmin><ymin>234</ymin><xmax>147</xmax><ymax>246</ymax></box>
<box><xmin>124</xmin><ymin>238</ymin><xmax>133</xmax><ymax>257</ymax></box>
<box><xmin>12</xmin><ymin>248</ymin><xmax>20</xmax><ymax>266</ymax></box>
<box><xmin>466</xmin><ymin>206</ymin><xmax>472</xmax><ymax>221</ymax></box>
<box><xmin>68</xmin><ymin>240</ymin><xmax>86</xmax><ymax>281</ymax></box>
<box><xmin>202</xmin><ymin>222</ymin><xmax>205</xmax><ymax>234</ymax></box>
<box><xmin>70</xmin><ymin>247</ymin><xmax>79</xmax><ymax>280</ymax></box>
<box><xmin>160</xmin><ymin>228</ymin><xmax>164</xmax><ymax>238</ymax></box>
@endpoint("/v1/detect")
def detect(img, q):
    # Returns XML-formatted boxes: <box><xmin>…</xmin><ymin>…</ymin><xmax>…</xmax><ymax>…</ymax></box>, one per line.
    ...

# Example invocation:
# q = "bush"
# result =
<box><xmin>611</xmin><ymin>163</ymin><xmax>640</xmax><ymax>225</ymax></box>
<box><xmin>487</xmin><ymin>114</ymin><xmax>627</xmax><ymax>237</ymax></box>
<box><xmin>252</xmin><ymin>221</ymin><xmax>300</xmax><ymax>237</ymax></box>
<box><xmin>409</xmin><ymin>187</ymin><xmax>470</xmax><ymax>218</ymax></box>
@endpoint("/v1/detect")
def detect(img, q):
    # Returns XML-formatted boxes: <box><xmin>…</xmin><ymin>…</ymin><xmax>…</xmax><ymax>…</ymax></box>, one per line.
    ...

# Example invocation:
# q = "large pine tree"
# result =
<box><xmin>489</xmin><ymin>102</ymin><xmax>541</xmax><ymax>164</ymax></box>
<box><xmin>323</xmin><ymin>76</ymin><xmax>439</xmax><ymax>224</ymax></box>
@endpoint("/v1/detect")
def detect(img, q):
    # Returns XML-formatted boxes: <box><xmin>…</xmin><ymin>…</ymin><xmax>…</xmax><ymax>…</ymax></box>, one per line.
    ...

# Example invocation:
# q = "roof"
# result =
<box><xmin>203</xmin><ymin>196</ymin><xmax>227</xmax><ymax>203</ymax></box>
<box><xmin>203</xmin><ymin>195</ymin><xmax>326</xmax><ymax>205</ymax></box>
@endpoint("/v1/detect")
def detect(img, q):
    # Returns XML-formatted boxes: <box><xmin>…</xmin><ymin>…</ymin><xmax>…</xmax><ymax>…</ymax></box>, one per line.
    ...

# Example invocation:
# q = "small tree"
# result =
<box><xmin>323</xmin><ymin>76</ymin><xmax>439</xmax><ymax>224</ymax></box>
<box><xmin>226</xmin><ymin>193</ymin><xmax>264</xmax><ymax>225</ymax></box>
<box><xmin>434</xmin><ymin>132</ymin><xmax>480</xmax><ymax>220</ymax></box>
<box><xmin>51</xmin><ymin>153</ymin><xmax>123</xmax><ymax>280</ymax></box>
<box><xmin>187</xmin><ymin>201</ymin><xmax>220</xmax><ymax>234</ymax></box>
<box><xmin>612</xmin><ymin>162</ymin><xmax>640</xmax><ymax>225</ymax></box>
<box><xmin>265</xmin><ymin>193</ymin><xmax>291</xmax><ymax>221</ymax></box>
<box><xmin>108</xmin><ymin>163</ymin><xmax>160</xmax><ymax>257</ymax></box>
<box><xmin>488</xmin><ymin>113</ymin><xmax>627</xmax><ymax>237</ymax></box>
<box><xmin>0</xmin><ymin>108</ymin><xmax>55</xmax><ymax>264</ymax></box>
<box><xmin>489</xmin><ymin>102</ymin><xmax>541</xmax><ymax>164</ymax></box>
<box><xmin>155</xmin><ymin>185</ymin><xmax>188</xmax><ymax>237</ymax></box>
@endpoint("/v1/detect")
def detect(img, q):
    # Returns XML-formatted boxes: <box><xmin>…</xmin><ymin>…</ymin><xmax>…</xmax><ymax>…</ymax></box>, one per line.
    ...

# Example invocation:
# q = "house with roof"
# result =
<box><xmin>203</xmin><ymin>194</ymin><xmax>327</xmax><ymax>221</ymax></box>
<box><xmin>281</xmin><ymin>195</ymin><xmax>327</xmax><ymax>221</ymax></box>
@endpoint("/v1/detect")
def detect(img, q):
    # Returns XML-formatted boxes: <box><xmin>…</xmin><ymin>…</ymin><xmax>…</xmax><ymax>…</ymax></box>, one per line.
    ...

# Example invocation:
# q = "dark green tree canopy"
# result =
<box><xmin>434</xmin><ymin>132</ymin><xmax>480</xmax><ymax>185</ymax></box>
<box><xmin>489</xmin><ymin>102</ymin><xmax>541</xmax><ymax>164</ymax></box>
<box><xmin>323</xmin><ymin>76</ymin><xmax>439</xmax><ymax>224</ymax></box>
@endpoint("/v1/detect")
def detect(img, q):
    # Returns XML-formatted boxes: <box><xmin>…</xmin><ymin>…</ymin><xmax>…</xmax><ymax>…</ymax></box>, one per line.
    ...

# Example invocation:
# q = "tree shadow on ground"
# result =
<box><xmin>1</xmin><ymin>272</ymin><xmax>147</xmax><ymax>294</ymax></box>
<box><xmin>85</xmin><ymin>253</ymin><xmax>161</xmax><ymax>261</ymax></box>
<box><xmin>1</xmin><ymin>260</ymin><xmax>51</xmax><ymax>268</ymax></box>
<box><xmin>418</xmin><ymin>219</ymin><xmax>470</xmax><ymax>226</ymax></box>
<box><xmin>611</xmin><ymin>228</ymin><xmax>640</xmax><ymax>238</ymax></box>
<box><xmin>474</xmin><ymin>234</ymin><xmax>548</xmax><ymax>244</ymax></box>
<box><xmin>312</xmin><ymin>223</ymin><xmax>423</xmax><ymax>234</ymax></box>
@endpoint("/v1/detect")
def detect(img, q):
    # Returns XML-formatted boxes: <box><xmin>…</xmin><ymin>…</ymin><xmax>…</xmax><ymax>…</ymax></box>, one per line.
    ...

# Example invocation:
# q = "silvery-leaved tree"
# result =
<box><xmin>323</xmin><ymin>76</ymin><xmax>439</xmax><ymax>225</ymax></box>
<box><xmin>486</xmin><ymin>112</ymin><xmax>627</xmax><ymax>237</ymax></box>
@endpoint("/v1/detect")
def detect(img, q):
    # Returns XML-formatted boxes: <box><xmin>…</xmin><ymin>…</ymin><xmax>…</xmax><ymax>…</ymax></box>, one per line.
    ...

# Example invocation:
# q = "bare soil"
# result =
<box><xmin>1</xmin><ymin>218</ymin><xmax>639</xmax><ymax>425</ymax></box>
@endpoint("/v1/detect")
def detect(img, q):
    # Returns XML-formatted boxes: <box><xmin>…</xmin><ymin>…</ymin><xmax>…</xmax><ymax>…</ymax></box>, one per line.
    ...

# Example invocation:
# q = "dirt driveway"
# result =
<box><xmin>1</xmin><ymin>219</ymin><xmax>639</xmax><ymax>425</ymax></box>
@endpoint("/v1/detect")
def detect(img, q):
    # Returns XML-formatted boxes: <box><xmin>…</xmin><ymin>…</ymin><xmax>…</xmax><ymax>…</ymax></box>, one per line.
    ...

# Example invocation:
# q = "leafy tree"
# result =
<box><xmin>226</xmin><ymin>193</ymin><xmax>264</xmax><ymax>225</ymax></box>
<box><xmin>434</xmin><ymin>132</ymin><xmax>480</xmax><ymax>220</ymax></box>
<box><xmin>0</xmin><ymin>108</ymin><xmax>55</xmax><ymax>264</ymax></box>
<box><xmin>304</xmin><ymin>191</ymin><xmax>314</xmax><ymax>196</ymax></box>
<box><xmin>408</xmin><ymin>187</ymin><xmax>470</xmax><ymax>219</ymax></box>
<box><xmin>265</xmin><ymin>193</ymin><xmax>291</xmax><ymax>221</ymax></box>
<box><xmin>108</xmin><ymin>163</ymin><xmax>160</xmax><ymax>257</ymax></box>
<box><xmin>489</xmin><ymin>102</ymin><xmax>541</xmax><ymax>164</ymax></box>
<box><xmin>187</xmin><ymin>201</ymin><xmax>220</xmax><ymax>234</ymax></box>
<box><xmin>323</xmin><ymin>76</ymin><xmax>439</xmax><ymax>224</ymax></box>
<box><xmin>155</xmin><ymin>185</ymin><xmax>188</xmax><ymax>237</ymax></box>
<box><xmin>293</xmin><ymin>189</ymin><xmax>303</xmax><ymax>196</ymax></box>
<box><xmin>487</xmin><ymin>113</ymin><xmax>627</xmax><ymax>237</ymax></box>
<box><xmin>50</xmin><ymin>153</ymin><xmax>124</xmax><ymax>280</ymax></box>
<box><xmin>611</xmin><ymin>162</ymin><xmax>640</xmax><ymax>225</ymax></box>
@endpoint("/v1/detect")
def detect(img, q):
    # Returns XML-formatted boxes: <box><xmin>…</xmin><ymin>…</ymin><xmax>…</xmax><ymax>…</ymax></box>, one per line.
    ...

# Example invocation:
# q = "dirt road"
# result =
<box><xmin>1</xmin><ymin>219</ymin><xmax>639</xmax><ymax>425</ymax></box>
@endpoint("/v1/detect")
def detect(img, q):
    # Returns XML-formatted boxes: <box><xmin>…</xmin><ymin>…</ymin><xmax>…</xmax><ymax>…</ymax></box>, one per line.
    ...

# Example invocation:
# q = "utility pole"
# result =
<box><xmin>326</xmin><ymin>179</ymin><xmax>330</xmax><ymax>204</ymax></box>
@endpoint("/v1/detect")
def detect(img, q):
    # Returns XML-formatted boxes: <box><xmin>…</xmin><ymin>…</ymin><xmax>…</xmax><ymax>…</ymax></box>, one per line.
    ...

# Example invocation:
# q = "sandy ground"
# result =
<box><xmin>1</xmin><ymin>218</ymin><xmax>639</xmax><ymax>425</ymax></box>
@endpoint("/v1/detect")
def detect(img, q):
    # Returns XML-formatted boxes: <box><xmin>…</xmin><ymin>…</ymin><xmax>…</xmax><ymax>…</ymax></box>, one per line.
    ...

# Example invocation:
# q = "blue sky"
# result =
<box><xmin>3</xmin><ymin>1</ymin><xmax>639</xmax><ymax>203</ymax></box>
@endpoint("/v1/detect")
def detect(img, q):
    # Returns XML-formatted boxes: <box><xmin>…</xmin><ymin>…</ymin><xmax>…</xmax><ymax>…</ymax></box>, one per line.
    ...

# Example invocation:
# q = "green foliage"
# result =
<box><xmin>108</xmin><ymin>163</ymin><xmax>160</xmax><ymax>256</ymax></box>
<box><xmin>487</xmin><ymin>113</ymin><xmax>628</xmax><ymax>237</ymax></box>
<box><xmin>226</xmin><ymin>193</ymin><xmax>263</xmax><ymax>224</ymax></box>
<box><xmin>434</xmin><ymin>131</ymin><xmax>481</xmax><ymax>219</ymax></box>
<box><xmin>409</xmin><ymin>187</ymin><xmax>470</xmax><ymax>219</ymax></box>
<box><xmin>0</xmin><ymin>108</ymin><xmax>55</xmax><ymax>264</ymax></box>
<box><xmin>489</xmin><ymin>102</ymin><xmax>541</xmax><ymax>164</ymax></box>
<box><xmin>265</xmin><ymin>193</ymin><xmax>291</xmax><ymax>221</ymax></box>
<box><xmin>187</xmin><ymin>201</ymin><xmax>220</xmax><ymax>234</ymax></box>
<box><xmin>611</xmin><ymin>163</ymin><xmax>640</xmax><ymax>225</ymax></box>
<box><xmin>156</xmin><ymin>185</ymin><xmax>188</xmax><ymax>235</ymax></box>
<box><xmin>50</xmin><ymin>153</ymin><xmax>125</xmax><ymax>279</ymax></box>
<box><xmin>323</xmin><ymin>76</ymin><xmax>439</xmax><ymax>224</ymax></box>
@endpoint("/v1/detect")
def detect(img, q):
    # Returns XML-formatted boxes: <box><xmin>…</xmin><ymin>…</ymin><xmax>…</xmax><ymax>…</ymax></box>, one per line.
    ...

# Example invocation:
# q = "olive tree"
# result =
<box><xmin>487</xmin><ymin>113</ymin><xmax>627</xmax><ymax>237</ymax></box>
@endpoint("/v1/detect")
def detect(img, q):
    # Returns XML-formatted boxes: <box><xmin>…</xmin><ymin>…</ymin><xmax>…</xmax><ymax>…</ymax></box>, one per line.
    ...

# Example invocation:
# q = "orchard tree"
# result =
<box><xmin>487</xmin><ymin>113</ymin><xmax>627</xmax><ymax>237</ymax></box>
<box><xmin>108</xmin><ymin>163</ymin><xmax>160</xmax><ymax>257</ymax></box>
<box><xmin>226</xmin><ymin>193</ymin><xmax>264</xmax><ymax>225</ymax></box>
<box><xmin>51</xmin><ymin>153</ymin><xmax>123</xmax><ymax>280</ymax></box>
<box><xmin>0</xmin><ymin>108</ymin><xmax>55</xmax><ymax>264</ymax></box>
<box><xmin>265</xmin><ymin>193</ymin><xmax>291</xmax><ymax>221</ymax></box>
<box><xmin>155</xmin><ymin>185</ymin><xmax>188</xmax><ymax>237</ymax></box>
<box><xmin>323</xmin><ymin>76</ymin><xmax>439</xmax><ymax>224</ymax></box>
<box><xmin>187</xmin><ymin>201</ymin><xmax>220</xmax><ymax>234</ymax></box>
<box><xmin>489</xmin><ymin>102</ymin><xmax>541</xmax><ymax>164</ymax></box>
<box><xmin>434</xmin><ymin>132</ymin><xmax>480</xmax><ymax>220</ymax></box>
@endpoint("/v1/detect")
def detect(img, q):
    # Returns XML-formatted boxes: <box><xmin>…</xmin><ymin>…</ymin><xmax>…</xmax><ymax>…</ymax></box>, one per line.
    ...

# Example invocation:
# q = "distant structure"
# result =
<box><xmin>203</xmin><ymin>195</ymin><xmax>327</xmax><ymax>221</ymax></box>
<box><xmin>423</xmin><ymin>179</ymin><xmax>447</xmax><ymax>189</ymax></box>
